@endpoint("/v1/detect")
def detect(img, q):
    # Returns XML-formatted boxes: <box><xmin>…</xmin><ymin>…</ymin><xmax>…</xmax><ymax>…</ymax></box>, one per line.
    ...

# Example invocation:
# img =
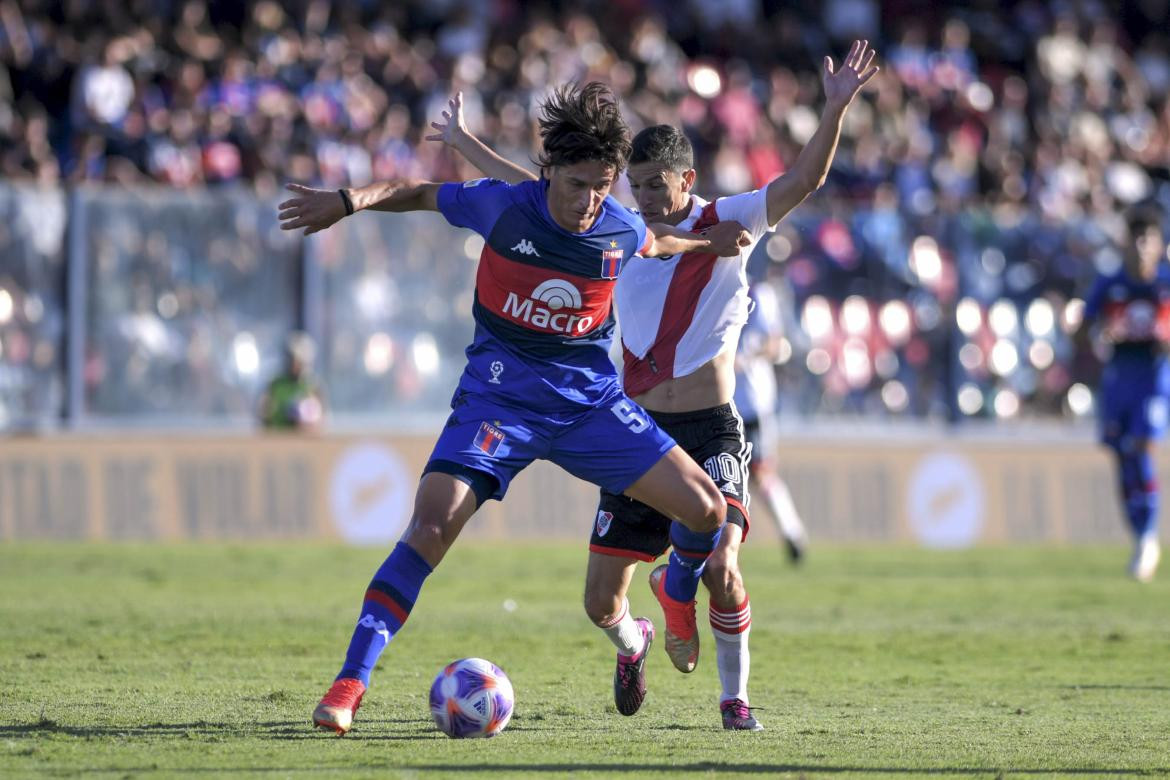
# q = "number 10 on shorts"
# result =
<box><xmin>611</xmin><ymin>399</ymin><xmax>650</xmax><ymax>433</ymax></box>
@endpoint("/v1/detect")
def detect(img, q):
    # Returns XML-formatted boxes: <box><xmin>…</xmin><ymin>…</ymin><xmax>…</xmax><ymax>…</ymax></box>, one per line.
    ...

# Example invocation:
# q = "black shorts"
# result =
<box><xmin>589</xmin><ymin>403</ymin><xmax>751</xmax><ymax>561</ymax></box>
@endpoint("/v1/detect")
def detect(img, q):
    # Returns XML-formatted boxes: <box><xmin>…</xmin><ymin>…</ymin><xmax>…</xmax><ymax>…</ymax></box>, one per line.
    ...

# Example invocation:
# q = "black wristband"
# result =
<box><xmin>338</xmin><ymin>189</ymin><xmax>354</xmax><ymax>216</ymax></box>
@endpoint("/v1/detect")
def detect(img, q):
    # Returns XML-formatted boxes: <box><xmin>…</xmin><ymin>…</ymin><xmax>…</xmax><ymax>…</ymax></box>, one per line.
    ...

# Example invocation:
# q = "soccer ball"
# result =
<box><xmin>429</xmin><ymin>658</ymin><xmax>514</xmax><ymax>738</ymax></box>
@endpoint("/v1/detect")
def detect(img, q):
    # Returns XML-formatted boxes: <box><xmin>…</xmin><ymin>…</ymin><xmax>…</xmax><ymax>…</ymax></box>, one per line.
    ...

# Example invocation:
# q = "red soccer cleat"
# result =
<box><xmin>312</xmin><ymin>678</ymin><xmax>366</xmax><ymax>735</ymax></box>
<box><xmin>648</xmin><ymin>565</ymin><xmax>699</xmax><ymax>673</ymax></box>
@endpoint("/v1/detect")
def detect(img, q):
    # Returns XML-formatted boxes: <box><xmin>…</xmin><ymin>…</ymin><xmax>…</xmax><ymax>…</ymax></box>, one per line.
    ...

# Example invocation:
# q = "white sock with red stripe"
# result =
<box><xmin>597</xmin><ymin>597</ymin><xmax>646</xmax><ymax>659</ymax></box>
<box><xmin>709</xmin><ymin>597</ymin><xmax>751</xmax><ymax>703</ymax></box>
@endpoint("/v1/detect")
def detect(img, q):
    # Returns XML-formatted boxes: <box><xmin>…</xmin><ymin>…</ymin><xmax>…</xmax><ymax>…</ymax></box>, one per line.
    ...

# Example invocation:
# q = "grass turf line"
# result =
<box><xmin>1</xmin><ymin>543</ymin><xmax>1168</xmax><ymax>779</ymax></box>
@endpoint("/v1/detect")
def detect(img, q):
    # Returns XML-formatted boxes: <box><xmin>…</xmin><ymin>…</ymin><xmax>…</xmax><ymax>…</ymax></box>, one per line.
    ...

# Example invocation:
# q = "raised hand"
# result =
<box><xmin>278</xmin><ymin>183</ymin><xmax>347</xmax><ymax>236</ymax></box>
<box><xmin>822</xmin><ymin>39</ymin><xmax>880</xmax><ymax>109</ymax></box>
<box><xmin>425</xmin><ymin>92</ymin><xmax>468</xmax><ymax>147</ymax></box>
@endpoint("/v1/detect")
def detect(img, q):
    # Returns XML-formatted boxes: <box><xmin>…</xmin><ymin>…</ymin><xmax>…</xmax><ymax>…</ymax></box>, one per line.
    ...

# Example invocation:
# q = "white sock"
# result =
<box><xmin>597</xmin><ymin>598</ymin><xmax>645</xmax><ymax>658</ymax></box>
<box><xmin>761</xmin><ymin>475</ymin><xmax>807</xmax><ymax>545</ymax></box>
<box><xmin>710</xmin><ymin>599</ymin><xmax>751</xmax><ymax>703</ymax></box>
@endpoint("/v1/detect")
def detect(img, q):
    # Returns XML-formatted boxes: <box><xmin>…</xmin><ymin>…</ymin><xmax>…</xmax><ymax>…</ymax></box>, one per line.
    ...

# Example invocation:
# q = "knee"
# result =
<box><xmin>684</xmin><ymin>481</ymin><xmax>726</xmax><ymax>533</ymax></box>
<box><xmin>402</xmin><ymin>513</ymin><xmax>458</xmax><ymax>564</ymax></box>
<box><xmin>702</xmin><ymin>555</ymin><xmax>743</xmax><ymax>604</ymax></box>
<box><xmin>583</xmin><ymin>588</ymin><xmax>623</xmax><ymax>626</ymax></box>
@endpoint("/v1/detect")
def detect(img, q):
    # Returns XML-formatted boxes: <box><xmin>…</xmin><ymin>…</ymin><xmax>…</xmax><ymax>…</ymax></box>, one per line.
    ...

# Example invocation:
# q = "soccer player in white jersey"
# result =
<box><xmin>433</xmin><ymin>40</ymin><xmax>878</xmax><ymax>728</ymax></box>
<box><xmin>734</xmin><ymin>279</ymin><xmax>809</xmax><ymax>563</ymax></box>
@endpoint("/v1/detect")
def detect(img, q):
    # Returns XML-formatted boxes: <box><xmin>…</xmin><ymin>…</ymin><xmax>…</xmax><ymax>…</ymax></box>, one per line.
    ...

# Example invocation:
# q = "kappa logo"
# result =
<box><xmin>358</xmin><ymin>613</ymin><xmax>390</xmax><ymax>641</ymax></box>
<box><xmin>511</xmin><ymin>238</ymin><xmax>541</xmax><ymax>257</ymax></box>
<box><xmin>595</xmin><ymin>510</ymin><xmax>613</xmax><ymax>537</ymax></box>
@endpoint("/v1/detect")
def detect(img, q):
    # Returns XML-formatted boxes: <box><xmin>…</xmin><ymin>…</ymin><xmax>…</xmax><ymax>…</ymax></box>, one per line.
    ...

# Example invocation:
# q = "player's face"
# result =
<box><xmin>627</xmin><ymin>162</ymin><xmax>694</xmax><ymax>221</ymax></box>
<box><xmin>545</xmin><ymin>160</ymin><xmax>617</xmax><ymax>233</ymax></box>
<box><xmin>1134</xmin><ymin>224</ymin><xmax>1166</xmax><ymax>280</ymax></box>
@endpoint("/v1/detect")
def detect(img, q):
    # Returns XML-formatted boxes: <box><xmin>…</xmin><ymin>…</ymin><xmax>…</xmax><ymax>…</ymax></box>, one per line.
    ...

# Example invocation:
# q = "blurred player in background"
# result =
<box><xmin>279</xmin><ymin>82</ymin><xmax>751</xmax><ymax>735</ymax></box>
<box><xmin>734</xmin><ymin>280</ymin><xmax>808</xmax><ymax>562</ymax></box>
<box><xmin>259</xmin><ymin>331</ymin><xmax>325</xmax><ymax>431</ymax></box>
<box><xmin>1077</xmin><ymin>206</ymin><xmax>1168</xmax><ymax>582</ymax></box>
<box><xmin>435</xmin><ymin>40</ymin><xmax>877</xmax><ymax>729</ymax></box>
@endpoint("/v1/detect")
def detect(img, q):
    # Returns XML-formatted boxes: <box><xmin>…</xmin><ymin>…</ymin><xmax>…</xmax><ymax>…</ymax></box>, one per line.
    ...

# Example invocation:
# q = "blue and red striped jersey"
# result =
<box><xmin>436</xmin><ymin>177</ymin><xmax>652</xmax><ymax>407</ymax></box>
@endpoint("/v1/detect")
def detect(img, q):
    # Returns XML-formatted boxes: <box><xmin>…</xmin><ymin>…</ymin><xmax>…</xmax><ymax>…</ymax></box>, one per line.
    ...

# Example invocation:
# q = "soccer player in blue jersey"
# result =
<box><xmin>1077</xmin><ymin>206</ymin><xmax>1168</xmax><ymax>582</ymax></box>
<box><xmin>278</xmin><ymin>82</ymin><xmax>751</xmax><ymax>735</ymax></box>
<box><xmin>432</xmin><ymin>40</ymin><xmax>878</xmax><ymax>729</ymax></box>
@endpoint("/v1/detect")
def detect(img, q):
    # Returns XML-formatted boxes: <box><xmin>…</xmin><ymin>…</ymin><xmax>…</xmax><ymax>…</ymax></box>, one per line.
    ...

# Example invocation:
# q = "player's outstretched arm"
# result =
<box><xmin>426</xmin><ymin>91</ymin><xmax>538</xmax><ymax>185</ymax></box>
<box><xmin>645</xmin><ymin>220</ymin><xmax>751</xmax><ymax>258</ymax></box>
<box><xmin>764</xmin><ymin>39</ymin><xmax>879</xmax><ymax>226</ymax></box>
<box><xmin>278</xmin><ymin>180</ymin><xmax>441</xmax><ymax>235</ymax></box>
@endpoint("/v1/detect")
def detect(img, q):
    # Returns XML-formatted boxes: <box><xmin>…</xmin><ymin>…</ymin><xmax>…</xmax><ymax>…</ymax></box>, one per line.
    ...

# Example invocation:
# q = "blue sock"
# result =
<box><xmin>338</xmin><ymin>542</ymin><xmax>433</xmax><ymax>685</ymax></box>
<box><xmin>664</xmin><ymin>521</ymin><xmax>722</xmax><ymax>602</ymax></box>
<box><xmin>1130</xmin><ymin>449</ymin><xmax>1159</xmax><ymax>541</ymax></box>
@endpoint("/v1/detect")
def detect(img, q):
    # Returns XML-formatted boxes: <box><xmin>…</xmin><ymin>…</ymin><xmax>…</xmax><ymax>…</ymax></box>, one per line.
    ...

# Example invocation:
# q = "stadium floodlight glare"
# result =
<box><xmin>959</xmin><ymin>343</ymin><xmax>984</xmax><ymax>371</ymax></box>
<box><xmin>1029</xmin><ymin>340</ymin><xmax>1055</xmax><ymax>370</ymax></box>
<box><xmin>801</xmin><ymin>295</ymin><xmax>834</xmax><ymax>342</ymax></box>
<box><xmin>1062</xmin><ymin>298</ymin><xmax>1085</xmax><ymax>332</ymax></box>
<box><xmin>980</xmin><ymin>247</ymin><xmax>1006</xmax><ymax>275</ymax></box>
<box><xmin>842</xmin><ymin>337</ymin><xmax>872</xmax><ymax>388</ymax></box>
<box><xmin>776</xmin><ymin>337</ymin><xmax>793</xmax><ymax>366</ymax></box>
<box><xmin>0</xmin><ymin>288</ymin><xmax>12</xmax><ymax>324</ymax></box>
<box><xmin>1067</xmin><ymin>382</ymin><xmax>1093</xmax><ymax>416</ymax></box>
<box><xmin>965</xmin><ymin>81</ymin><xmax>995</xmax><ymax>112</ymax></box>
<box><xmin>990</xmin><ymin>339</ymin><xmax>1019</xmax><ymax>376</ymax></box>
<box><xmin>881</xmin><ymin>380</ymin><xmax>909</xmax><ymax>412</ymax></box>
<box><xmin>766</xmin><ymin>233</ymin><xmax>792</xmax><ymax>262</ymax></box>
<box><xmin>806</xmin><ymin>348</ymin><xmax>831</xmax><ymax>376</ymax></box>
<box><xmin>909</xmin><ymin>235</ymin><xmax>943</xmax><ymax>284</ymax></box>
<box><xmin>233</xmin><ymin>332</ymin><xmax>260</xmax><ymax>376</ymax></box>
<box><xmin>687</xmin><ymin>63</ymin><xmax>722</xmax><ymax>98</ymax></box>
<box><xmin>874</xmin><ymin>348</ymin><xmax>899</xmax><ymax>379</ymax></box>
<box><xmin>158</xmin><ymin>292</ymin><xmax>179</xmax><ymax>319</ymax></box>
<box><xmin>464</xmin><ymin>234</ymin><xmax>485</xmax><ymax>260</ymax></box>
<box><xmin>412</xmin><ymin>333</ymin><xmax>440</xmax><ymax>376</ymax></box>
<box><xmin>356</xmin><ymin>276</ymin><xmax>392</xmax><ymax>318</ymax></box>
<box><xmin>955</xmin><ymin>297</ymin><xmax>982</xmax><ymax>336</ymax></box>
<box><xmin>988</xmin><ymin>300</ymin><xmax>1018</xmax><ymax>337</ymax></box>
<box><xmin>879</xmin><ymin>300</ymin><xmax>911</xmax><ymax>345</ymax></box>
<box><xmin>1025</xmin><ymin>299</ymin><xmax>1055</xmax><ymax>337</ymax></box>
<box><xmin>841</xmin><ymin>295</ymin><xmax>871</xmax><ymax>335</ymax></box>
<box><xmin>957</xmin><ymin>383</ymin><xmax>984</xmax><ymax>415</ymax></box>
<box><xmin>994</xmin><ymin>389</ymin><xmax>1020</xmax><ymax>418</ymax></box>
<box><xmin>364</xmin><ymin>332</ymin><xmax>394</xmax><ymax>376</ymax></box>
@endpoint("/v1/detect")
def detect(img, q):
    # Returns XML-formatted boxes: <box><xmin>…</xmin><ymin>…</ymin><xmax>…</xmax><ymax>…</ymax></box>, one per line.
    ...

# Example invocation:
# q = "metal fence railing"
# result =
<box><xmin>0</xmin><ymin>182</ymin><xmax>1122</xmax><ymax>432</ymax></box>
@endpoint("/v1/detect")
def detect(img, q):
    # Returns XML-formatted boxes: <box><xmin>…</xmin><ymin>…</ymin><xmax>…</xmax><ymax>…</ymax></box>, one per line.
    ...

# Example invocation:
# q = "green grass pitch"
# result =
<box><xmin>1</xmin><ymin>542</ymin><xmax>1168</xmax><ymax>778</ymax></box>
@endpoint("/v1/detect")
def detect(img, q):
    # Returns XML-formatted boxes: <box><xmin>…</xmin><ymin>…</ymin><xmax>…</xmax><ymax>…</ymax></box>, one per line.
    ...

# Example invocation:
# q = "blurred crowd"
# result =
<box><xmin>2</xmin><ymin>0</ymin><xmax>1170</xmax><ymax>425</ymax></box>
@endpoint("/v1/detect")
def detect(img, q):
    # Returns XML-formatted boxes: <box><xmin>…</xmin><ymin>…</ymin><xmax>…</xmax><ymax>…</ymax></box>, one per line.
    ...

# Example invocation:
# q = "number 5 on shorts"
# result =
<box><xmin>611</xmin><ymin>399</ymin><xmax>650</xmax><ymax>433</ymax></box>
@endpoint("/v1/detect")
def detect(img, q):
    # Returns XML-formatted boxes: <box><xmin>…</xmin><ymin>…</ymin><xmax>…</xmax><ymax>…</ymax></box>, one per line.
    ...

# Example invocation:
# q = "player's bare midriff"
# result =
<box><xmin>631</xmin><ymin>348</ymin><xmax>735</xmax><ymax>414</ymax></box>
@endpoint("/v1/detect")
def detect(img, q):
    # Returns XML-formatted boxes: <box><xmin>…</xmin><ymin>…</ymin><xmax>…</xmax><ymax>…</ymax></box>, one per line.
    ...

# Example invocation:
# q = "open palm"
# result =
<box><xmin>823</xmin><ymin>39</ymin><xmax>880</xmax><ymax>108</ymax></box>
<box><xmin>425</xmin><ymin>92</ymin><xmax>468</xmax><ymax>147</ymax></box>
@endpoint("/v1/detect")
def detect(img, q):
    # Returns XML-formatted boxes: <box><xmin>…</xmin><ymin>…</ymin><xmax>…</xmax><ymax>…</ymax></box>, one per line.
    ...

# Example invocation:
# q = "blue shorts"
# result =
<box><xmin>424</xmin><ymin>385</ymin><xmax>677</xmax><ymax>504</ymax></box>
<box><xmin>1099</xmin><ymin>360</ymin><xmax>1170</xmax><ymax>448</ymax></box>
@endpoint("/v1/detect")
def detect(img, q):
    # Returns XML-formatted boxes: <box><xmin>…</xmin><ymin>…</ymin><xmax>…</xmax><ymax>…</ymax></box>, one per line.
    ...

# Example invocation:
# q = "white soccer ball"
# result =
<box><xmin>429</xmin><ymin>658</ymin><xmax>515</xmax><ymax>738</ymax></box>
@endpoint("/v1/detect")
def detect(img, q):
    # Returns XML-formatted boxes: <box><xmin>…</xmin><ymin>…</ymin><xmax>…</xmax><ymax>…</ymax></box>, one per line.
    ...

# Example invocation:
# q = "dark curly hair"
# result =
<box><xmin>536</xmin><ymin>82</ymin><xmax>632</xmax><ymax>172</ymax></box>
